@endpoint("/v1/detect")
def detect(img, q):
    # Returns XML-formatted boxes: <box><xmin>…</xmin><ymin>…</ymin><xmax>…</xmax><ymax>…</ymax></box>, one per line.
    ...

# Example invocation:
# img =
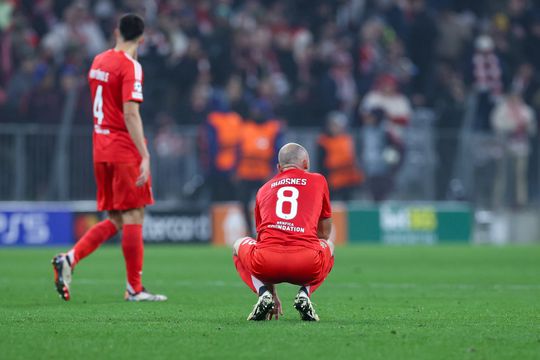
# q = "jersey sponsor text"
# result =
<box><xmin>267</xmin><ymin>220</ymin><xmax>305</xmax><ymax>233</ymax></box>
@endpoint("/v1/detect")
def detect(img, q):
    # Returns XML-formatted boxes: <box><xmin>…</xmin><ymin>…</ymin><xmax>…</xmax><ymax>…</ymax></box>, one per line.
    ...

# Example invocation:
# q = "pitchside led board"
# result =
<box><xmin>0</xmin><ymin>202</ymin><xmax>472</xmax><ymax>246</ymax></box>
<box><xmin>347</xmin><ymin>202</ymin><xmax>472</xmax><ymax>244</ymax></box>
<box><xmin>0</xmin><ymin>207</ymin><xmax>73</xmax><ymax>246</ymax></box>
<box><xmin>0</xmin><ymin>205</ymin><xmax>211</xmax><ymax>246</ymax></box>
<box><xmin>73</xmin><ymin>208</ymin><xmax>211</xmax><ymax>244</ymax></box>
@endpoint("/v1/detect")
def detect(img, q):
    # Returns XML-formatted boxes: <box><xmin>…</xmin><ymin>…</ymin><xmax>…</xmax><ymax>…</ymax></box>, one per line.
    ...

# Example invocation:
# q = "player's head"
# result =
<box><xmin>117</xmin><ymin>13</ymin><xmax>145</xmax><ymax>44</ymax></box>
<box><xmin>278</xmin><ymin>143</ymin><xmax>310</xmax><ymax>172</ymax></box>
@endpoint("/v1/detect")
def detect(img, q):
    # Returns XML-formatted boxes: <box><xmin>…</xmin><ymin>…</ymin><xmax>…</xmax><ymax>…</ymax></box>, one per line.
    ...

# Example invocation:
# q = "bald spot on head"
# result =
<box><xmin>278</xmin><ymin>143</ymin><xmax>309</xmax><ymax>168</ymax></box>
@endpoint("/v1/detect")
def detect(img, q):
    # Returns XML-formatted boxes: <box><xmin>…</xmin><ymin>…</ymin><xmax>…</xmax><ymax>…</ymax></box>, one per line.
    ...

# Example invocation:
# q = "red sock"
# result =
<box><xmin>122</xmin><ymin>224</ymin><xmax>144</xmax><ymax>293</ymax></box>
<box><xmin>69</xmin><ymin>219</ymin><xmax>118</xmax><ymax>267</ymax></box>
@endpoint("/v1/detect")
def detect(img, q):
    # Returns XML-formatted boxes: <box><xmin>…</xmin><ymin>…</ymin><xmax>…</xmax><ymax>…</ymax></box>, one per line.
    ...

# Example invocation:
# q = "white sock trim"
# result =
<box><xmin>251</xmin><ymin>275</ymin><xmax>265</xmax><ymax>294</ymax></box>
<box><xmin>67</xmin><ymin>250</ymin><xmax>75</xmax><ymax>264</ymax></box>
<box><xmin>301</xmin><ymin>286</ymin><xmax>310</xmax><ymax>296</ymax></box>
<box><xmin>127</xmin><ymin>282</ymin><xmax>136</xmax><ymax>294</ymax></box>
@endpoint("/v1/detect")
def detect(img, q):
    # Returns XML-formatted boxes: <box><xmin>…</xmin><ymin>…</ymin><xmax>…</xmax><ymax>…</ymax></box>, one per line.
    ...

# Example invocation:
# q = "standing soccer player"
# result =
<box><xmin>233</xmin><ymin>143</ymin><xmax>335</xmax><ymax>321</ymax></box>
<box><xmin>51</xmin><ymin>14</ymin><xmax>166</xmax><ymax>302</ymax></box>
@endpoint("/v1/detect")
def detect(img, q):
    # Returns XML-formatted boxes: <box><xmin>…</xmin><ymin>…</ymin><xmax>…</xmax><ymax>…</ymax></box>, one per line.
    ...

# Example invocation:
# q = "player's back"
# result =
<box><xmin>89</xmin><ymin>49</ymin><xmax>144</xmax><ymax>163</ymax></box>
<box><xmin>255</xmin><ymin>168</ymin><xmax>331</xmax><ymax>250</ymax></box>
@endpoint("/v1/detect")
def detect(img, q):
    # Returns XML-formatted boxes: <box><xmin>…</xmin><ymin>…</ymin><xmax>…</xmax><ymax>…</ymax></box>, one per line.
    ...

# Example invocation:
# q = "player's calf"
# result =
<box><xmin>51</xmin><ymin>254</ymin><xmax>73</xmax><ymax>301</ymax></box>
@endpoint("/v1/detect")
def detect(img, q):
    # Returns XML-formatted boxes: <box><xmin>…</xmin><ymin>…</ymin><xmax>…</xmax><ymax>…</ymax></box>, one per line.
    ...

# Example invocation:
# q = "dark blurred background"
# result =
<box><xmin>0</xmin><ymin>0</ymin><xmax>539</xmax><ymax>219</ymax></box>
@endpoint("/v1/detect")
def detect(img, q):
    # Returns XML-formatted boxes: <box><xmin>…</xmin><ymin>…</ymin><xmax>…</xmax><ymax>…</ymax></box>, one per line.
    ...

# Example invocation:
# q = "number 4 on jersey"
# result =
<box><xmin>93</xmin><ymin>85</ymin><xmax>104</xmax><ymax>125</ymax></box>
<box><xmin>93</xmin><ymin>85</ymin><xmax>109</xmax><ymax>134</ymax></box>
<box><xmin>275</xmin><ymin>186</ymin><xmax>299</xmax><ymax>220</ymax></box>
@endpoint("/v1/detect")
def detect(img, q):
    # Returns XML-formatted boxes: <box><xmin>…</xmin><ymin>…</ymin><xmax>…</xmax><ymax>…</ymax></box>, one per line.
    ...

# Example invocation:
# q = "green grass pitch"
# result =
<box><xmin>0</xmin><ymin>245</ymin><xmax>539</xmax><ymax>359</ymax></box>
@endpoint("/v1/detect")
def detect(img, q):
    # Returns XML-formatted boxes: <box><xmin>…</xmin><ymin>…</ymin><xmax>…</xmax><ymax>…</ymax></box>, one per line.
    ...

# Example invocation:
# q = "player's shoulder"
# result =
<box><xmin>307</xmin><ymin>171</ymin><xmax>329</xmax><ymax>186</ymax></box>
<box><xmin>307</xmin><ymin>171</ymin><xmax>326</xmax><ymax>181</ymax></box>
<box><xmin>96</xmin><ymin>50</ymin><xmax>142</xmax><ymax>75</ymax></box>
<box><xmin>93</xmin><ymin>49</ymin><xmax>117</xmax><ymax>63</ymax></box>
<box><xmin>91</xmin><ymin>50</ymin><xmax>123</xmax><ymax>72</ymax></box>
<box><xmin>120</xmin><ymin>52</ymin><xmax>143</xmax><ymax>74</ymax></box>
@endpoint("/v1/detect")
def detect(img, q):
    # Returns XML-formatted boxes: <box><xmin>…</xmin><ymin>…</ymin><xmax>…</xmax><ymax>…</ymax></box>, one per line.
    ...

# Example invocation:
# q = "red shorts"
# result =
<box><xmin>94</xmin><ymin>162</ymin><xmax>154</xmax><ymax>211</ymax></box>
<box><xmin>236</xmin><ymin>239</ymin><xmax>334</xmax><ymax>287</ymax></box>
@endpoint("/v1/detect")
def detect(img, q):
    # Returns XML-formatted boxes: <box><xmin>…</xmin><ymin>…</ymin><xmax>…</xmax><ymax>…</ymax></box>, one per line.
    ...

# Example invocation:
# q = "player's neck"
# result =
<box><xmin>280</xmin><ymin>165</ymin><xmax>304</xmax><ymax>172</ymax></box>
<box><xmin>114</xmin><ymin>42</ymin><xmax>138</xmax><ymax>59</ymax></box>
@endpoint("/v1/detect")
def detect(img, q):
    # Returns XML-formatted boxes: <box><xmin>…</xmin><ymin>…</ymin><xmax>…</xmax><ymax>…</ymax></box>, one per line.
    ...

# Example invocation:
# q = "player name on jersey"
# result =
<box><xmin>270</xmin><ymin>178</ymin><xmax>308</xmax><ymax>188</ymax></box>
<box><xmin>89</xmin><ymin>68</ymin><xmax>110</xmax><ymax>82</ymax></box>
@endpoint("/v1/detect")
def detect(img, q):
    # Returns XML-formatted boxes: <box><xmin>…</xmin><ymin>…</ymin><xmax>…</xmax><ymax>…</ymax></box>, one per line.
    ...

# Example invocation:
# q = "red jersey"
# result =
<box><xmin>254</xmin><ymin>168</ymin><xmax>332</xmax><ymax>250</ymax></box>
<box><xmin>88</xmin><ymin>49</ymin><xmax>144</xmax><ymax>163</ymax></box>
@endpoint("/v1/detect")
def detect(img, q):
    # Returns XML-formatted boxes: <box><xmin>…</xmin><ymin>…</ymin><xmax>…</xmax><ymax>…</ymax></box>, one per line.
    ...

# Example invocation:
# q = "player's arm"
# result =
<box><xmin>254</xmin><ymin>196</ymin><xmax>262</xmax><ymax>238</ymax></box>
<box><xmin>317</xmin><ymin>175</ymin><xmax>333</xmax><ymax>240</ymax></box>
<box><xmin>124</xmin><ymin>101</ymin><xmax>150</xmax><ymax>186</ymax></box>
<box><xmin>317</xmin><ymin>218</ymin><xmax>332</xmax><ymax>240</ymax></box>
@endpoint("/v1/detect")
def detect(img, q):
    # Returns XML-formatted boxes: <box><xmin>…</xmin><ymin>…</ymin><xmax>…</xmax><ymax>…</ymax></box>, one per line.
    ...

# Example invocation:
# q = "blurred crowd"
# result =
<box><xmin>1</xmin><ymin>0</ymin><xmax>540</xmax><ymax>206</ymax></box>
<box><xmin>1</xmin><ymin>0</ymin><xmax>539</xmax><ymax>124</ymax></box>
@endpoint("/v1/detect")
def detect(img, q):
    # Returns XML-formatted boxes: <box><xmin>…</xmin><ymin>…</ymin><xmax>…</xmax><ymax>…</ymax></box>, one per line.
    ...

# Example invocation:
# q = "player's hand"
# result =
<box><xmin>269</xmin><ymin>292</ymin><xmax>283</xmax><ymax>320</ymax></box>
<box><xmin>136</xmin><ymin>157</ymin><xmax>150</xmax><ymax>186</ymax></box>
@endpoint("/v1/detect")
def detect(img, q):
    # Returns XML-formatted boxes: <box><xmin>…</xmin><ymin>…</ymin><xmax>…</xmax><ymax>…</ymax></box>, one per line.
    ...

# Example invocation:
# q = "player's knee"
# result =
<box><xmin>107</xmin><ymin>211</ymin><xmax>123</xmax><ymax>230</ymax></box>
<box><xmin>122</xmin><ymin>208</ymin><xmax>144</xmax><ymax>225</ymax></box>
<box><xmin>233</xmin><ymin>237</ymin><xmax>253</xmax><ymax>255</ymax></box>
<box><xmin>233</xmin><ymin>238</ymin><xmax>243</xmax><ymax>256</ymax></box>
<box><xmin>328</xmin><ymin>240</ymin><xmax>335</xmax><ymax>256</ymax></box>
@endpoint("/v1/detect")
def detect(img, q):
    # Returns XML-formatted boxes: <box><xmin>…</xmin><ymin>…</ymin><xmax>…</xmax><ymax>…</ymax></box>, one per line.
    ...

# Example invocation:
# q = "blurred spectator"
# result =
<box><xmin>153</xmin><ymin>113</ymin><xmax>186</xmax><ymax>200</ymax></box>
<box><xmin>4</xmin><ymin>57</ymin><xmax>35</xmax><ymax>121</ymax></box>
<box><xmin>0</xmin><ymin>1</ymin><xmax>14</xmax><ymax>31</ymax></box>
<box><xmin>403</xmin><ymin>0</ymin><xmax>438</xmax><ymax>103</ymax></box>
<box><xmin>224</xmin><ymin>74</ymin><xmax>249</xmax><ymax>117</ymax></box>
<box><xmin>42</xmin><ymin>2</ymin><xmax>107</xmax><ymax>62</ymax></box>
<box><xmin>430</xmin><ymin>62</ymin><xmax>467</xmax><ymax>199</ymax></box>
<box><xmin>318</xmin><ymin>51</ymin><xmax>358</xmax><ymax>118</ymax></box>
<box><xmin>169</xmin><ymin>38</ymin><xmax>210</xmax><ymax>107</ymax></box>
<box><xmin>360</xmin><ymin>108</ymin><xmax>403</xmax><ymax>202</ymax></box>
<box><xmin>317</xmin><ymin>111</ymin><xmax>363</xmax><ymax>201</ymax></box>
<box><xmin>435</xmin><ymin>8</ymin><xmax>473</xmax><ymax>67</ymax></box>
<box><xmin>381</xmin><ymin>38</ymin><xmax>415</xmax><ymax>89</ymax></box>
<box><xmin>491</xmin><ymin>93</ymin><xmax>536</xmax><ymax>208</ymax></box>
<box><xmin>184</xmin><ymin>83</ymin><xmax>212</xmax><ymax>125</ymax></box>
<box><xmin>236</xmin><ymin>99</ymin><xmax>283</xmax><ymax>234</ymax></box>
<box><xmin>361</xmin><ymin>74</ymin><xmax>412</xmax><ymax>145</ymax></box>
<box><xmin>525</xmin><ymin>12</ymin><xmax>540</xmax><ymax>70</ymax></box>
<box><xmin>505</xmin><ymin>0</ymin><xmax>530</xmax><ymax>49</ymax></box>
<box><xmin>31</xmin><ymin>0</ymin><xmax>59</xmax><ymax>39</ymax></box>
<box><xmin>355</xmin><ymin>17</ymin><xmax>385</xmax><ymax>94</ymax></box>
<box><xmin>467</xmin><ymin>35</ymin><xmax>505</xmax><ymax>131</ymax></box>
<box><xmin>430</xmin><ymin>63</ymin><xmax>466</xmax><ymax>129</ymax></box>
<box><xmin>511</xmin><ymin>63</ymin><xmax>540</xmax><ymax>106</ymax></box>
<box><xmin>200</xmin><ymin>97</ymin><xmax>243</xmax><ymax>202</ymax></box>
<box><xmin>27</xmin><ymin>61</ymin><xmax>62</xmax><ymax>123</ymax></box>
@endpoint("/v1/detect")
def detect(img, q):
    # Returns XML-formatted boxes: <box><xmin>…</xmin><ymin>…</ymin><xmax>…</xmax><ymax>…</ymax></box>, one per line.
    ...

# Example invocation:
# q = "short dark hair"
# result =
<box><xmin>119</xmin><ymin>14</ymin><xmax>144</xmax><ymax>41</ymax></box>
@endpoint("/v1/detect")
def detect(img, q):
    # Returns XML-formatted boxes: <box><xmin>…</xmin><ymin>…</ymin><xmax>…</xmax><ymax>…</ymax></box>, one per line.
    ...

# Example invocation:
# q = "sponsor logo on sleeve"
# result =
<box><xmin>132</xmin><ymin>81</ymin><xmax>143</xmax><ymax>100</ymax></box>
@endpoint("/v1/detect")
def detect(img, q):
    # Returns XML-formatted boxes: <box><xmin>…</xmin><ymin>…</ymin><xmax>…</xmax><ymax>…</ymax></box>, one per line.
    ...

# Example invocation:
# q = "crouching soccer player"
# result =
<box><xmin>233</xmin><ymin>143</ymin><xmax>335</xmax><ymax>321</ymax></box>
